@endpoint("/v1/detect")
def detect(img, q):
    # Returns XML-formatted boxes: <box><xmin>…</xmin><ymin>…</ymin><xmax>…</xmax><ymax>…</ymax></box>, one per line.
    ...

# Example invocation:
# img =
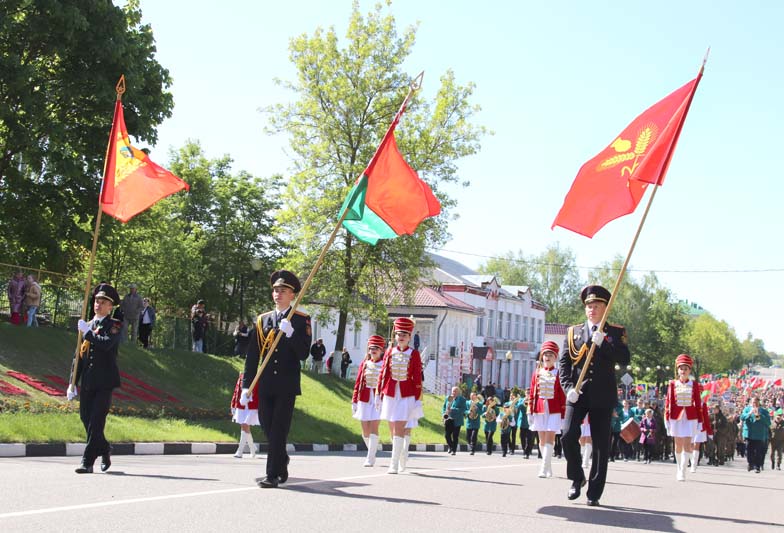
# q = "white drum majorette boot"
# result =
<box><xmin>690</xmin><ymin>449</ymin><xmax>699</xmax><ymax>473</ymax></box>
<box><xmin>538</xmin><ymin>443</ymin><xmax>551</xmax><ymax>478</ymax></box>
<box><xmin>679</xmin><ymin>451</ymin><xmax>689</xmax><ymax>481</ymax></box>
<box><xmin>582</xmin><ymin>443</ymin><xmax>593</xmax><ymax>469</ymax></box>
<box><xmin>388</xmin><ymin>436</ymin><xmax>403</xmax><ymax>474</ymax></box>
<box><xmin>364</xmin><ymin>434</ymin><xmax>379</xmax><ymax>467</ymax></box>
<box><xmin>246</xmin><ymin>432</ymin><xmax>256</xmax><ymax>459</ymax></box>
<box><xmin>545</xmin><ymin>443</ymin><xmax>554</xmax><ymax>478</ymax></box>
<box><xmin>234</xmin><ymin>432</ymin><xmax>247</xmax><ymax>459</ymax></box>
<box><xmin>399</xmin><ymin>435</ymin><xmax>411</xmax><ymax>473</ymax></box>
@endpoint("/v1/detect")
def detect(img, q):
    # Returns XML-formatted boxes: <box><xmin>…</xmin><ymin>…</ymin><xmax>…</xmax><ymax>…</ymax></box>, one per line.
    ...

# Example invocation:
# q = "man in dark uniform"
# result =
<box><xmin>560</xmin><ymin>285</ymin><xmax>630</xmax><ymax>506</ymax></box>
<box><xmin>241</xmin><ymin>270</ymin><xmax>311</xmax><ymax>488</ymax></box>
<box><xmin>67</xmin><ymin>283</ymin><xmax>123</xmax><ymax>474</ymax></box>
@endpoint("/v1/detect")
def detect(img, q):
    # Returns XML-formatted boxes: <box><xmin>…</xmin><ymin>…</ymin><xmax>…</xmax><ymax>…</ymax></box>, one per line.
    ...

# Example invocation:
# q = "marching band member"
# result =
<box><xmin>505</xmin><ymin>394</ymin><xmax>519</xmax><ymax>454</ymax></box>
<box><xmin>515</xmin><ymin>391</ymin><xmax>533</xmax><ymax>459</ymax></box>
<box><xmin>482</xmin><ymin>396</ymin><xmax>500</xmax><ymax>455</ymax></box>
<box><xmin>465</xmin><ymin>393</ymin><xmax>483</xmax><ymax>455</ymax></box>
<box><xmin>528</xmin><ymin>340</ymin><xmax>566</xmax><ymax>477</ymax></box>
<box><xmin>352</xmin><ymin>335</ymin><xmax>386</xmax><ymax>466</ymax></box>
<box><xmin>442</xmin><ymin>386</ymin><xmax>468</xmax><ymax>455</ymax></box>
<box><xmin>690</xmin><ymin>397</ymin><xmax>713</xmax><ymax>472</ymax></box>
<box><xmin>230</xmin><ymin>372</ymin><xmax>260</xmax><ymax>458</ymax></box>
<box><xmin>664</xmin><ymin>353</ymin><xmax>704</xmax><ymax>481</ymax></box>
<box><xmin>377</xmin><ymin>317</ymin><xmax>422</xmax><ymax>474</ymax></box>
<box><xmin>499</xmin><ymin>404</ymin><xmax>515</xmax><ymax>457</ymax></box>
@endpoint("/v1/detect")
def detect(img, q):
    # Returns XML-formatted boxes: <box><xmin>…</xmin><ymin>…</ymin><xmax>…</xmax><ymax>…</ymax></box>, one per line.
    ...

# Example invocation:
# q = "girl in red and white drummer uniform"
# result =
<box><xmin>378</xmin><ymin>317</ymin><xmax>423</xmax><ymax>474</ymax></box>
<box><xmin>230</xmin><ymin>372</ymin><xmax>260</xmax><ymax>458</ymax></box>
<box><xmin>352</xmin><ymin>335</ymin><xmax>386</xmax><ymax>467</ymax></box>
<box><xmin>664</xmin><ymin>353</ymin><xmax>704</xmax><ymax>481</ymax></box>
<box><xmin>690</xmin><ymin>400</ymin><xmax>713</xmax><ymax>473</ymax></box>
<box><xmin>580</xmin><ymin>416</ymin><xmax>592</xmax><ymax>469</ymax></box>
<box><xmin>528</xmin><ymin>340</ymin><xmax>566</xmax><ymax>478</ymax></box>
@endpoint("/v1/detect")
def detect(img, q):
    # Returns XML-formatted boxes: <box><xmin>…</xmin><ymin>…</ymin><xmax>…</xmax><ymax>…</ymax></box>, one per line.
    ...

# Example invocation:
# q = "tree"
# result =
<box><xmin>0</xmin><ymin>0</ymin><xmax>173</xmax><ymax>272</ymax></box>
<box><xmin>479</xmin><ymin>244</ymin><xmax>583</xmax><ymax>324</ymax></box>
<box><xmin>740</xmin><ymin>334</ymin><xmax>771</xmax><ymax>369</ymax></box>
<box><xmin>267</xmin><ymin>2</ymin><xmax>487</xmax><ymax>352</ymax></box>
<box><xmin>683</xmin><ymin>313</ymin><xmax>741</xmax><ymax>374</ymax></box>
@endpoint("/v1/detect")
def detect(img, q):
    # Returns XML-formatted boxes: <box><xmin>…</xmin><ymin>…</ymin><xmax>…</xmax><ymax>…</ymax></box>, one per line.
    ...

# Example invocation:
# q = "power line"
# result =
<box><xmin>432</xmin><ymin>248</ymin><xmax>784</xmax><ymax>274</ymax></box>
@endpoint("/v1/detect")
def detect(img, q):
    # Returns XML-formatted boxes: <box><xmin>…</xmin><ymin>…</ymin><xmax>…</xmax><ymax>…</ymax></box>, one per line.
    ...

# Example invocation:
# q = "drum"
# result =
<box><xmin>620</xmin><ymin>418</ymin><xmax>641</xmax><ymax>444</ymax></box>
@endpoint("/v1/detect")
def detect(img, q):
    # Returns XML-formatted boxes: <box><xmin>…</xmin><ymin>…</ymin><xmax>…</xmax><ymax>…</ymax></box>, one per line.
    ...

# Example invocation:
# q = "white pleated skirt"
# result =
<box><xmin>232</xmin><ymin>407</ymin><xmax>260</xmax><ymax>426</ymax></box>
<box><xmin>381</xmin><ymin>384</ymin><xmax>421</xmax><ymax>423</ymax></box>
<box><xmin>581</xmin><ymin>420</ymin><xmax>591</xmax><ymax>437</ymax></box>
<box><xmin>693</xmin><ymin>430</ymin><xmax>707</xmax><ymax>443</ymax></box>
<box><xmin>668</xmin><ymin>418</ymin><xmax>698</xmax><ymax>438</ymax></box>
<box><xmin>529</xmin><ymin>413</ymin><xmax>562</xmax><ymax>433</ymax></box>
<box><xmin>353</xmin><ymin>390</ymin><xmax>381</xmax><ymax>421</ymax></box>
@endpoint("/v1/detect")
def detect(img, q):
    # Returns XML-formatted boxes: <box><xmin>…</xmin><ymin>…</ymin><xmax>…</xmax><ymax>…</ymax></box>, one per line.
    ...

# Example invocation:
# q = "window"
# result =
<box><xmin>522</xmin><ymin>316</ymin><xmax>528</xmax><ymax>341</ymax></box>
<box><xmin>353</xmin><ymin>326</ymin><xmax>361</xmax><ymax>348</ymax></box>
<box><xmin>498</xmin><ymin>312</ymin><xmax>504</xmax><ymax>339</ymax></box>
<box><xmin>488</xmin><ymin>310</ymin><xmax>495</xmax><ymax>337</ymax></box>
<box><xmin>476</xmin><ymin>311</ymin><xmax>485</xmax><ymax>336</ymax></box>
<box><xmin>537</xmin><ymin>319</ymin><xmax>543</xmax><ymax>342</ymax></box>
<box><xmin>506</xmin><ymin>312</ymin><xmax>512</xmax><ymax>339</ymax></box>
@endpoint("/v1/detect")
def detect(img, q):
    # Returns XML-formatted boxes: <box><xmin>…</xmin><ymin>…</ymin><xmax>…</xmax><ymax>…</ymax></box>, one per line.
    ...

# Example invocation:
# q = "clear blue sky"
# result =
<box><xmin>131</xmin><ymin>0</ymin><xmax>784</xmax><ymax>354</ymax></box>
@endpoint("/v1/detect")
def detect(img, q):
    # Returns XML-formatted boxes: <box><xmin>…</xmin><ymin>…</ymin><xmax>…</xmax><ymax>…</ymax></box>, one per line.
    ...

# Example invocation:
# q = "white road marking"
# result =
<box><xmin>0</xmin><ymin>461</ymin><xmax>533</xmax><ymax>519</ymax></box>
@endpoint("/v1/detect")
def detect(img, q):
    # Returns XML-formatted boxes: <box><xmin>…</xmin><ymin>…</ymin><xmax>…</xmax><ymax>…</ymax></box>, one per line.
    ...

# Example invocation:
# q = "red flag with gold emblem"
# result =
<box><xmin>552</xmin><ymin>69</ymin><xmax>703</xmax><ymax>238</ymax></box>
<box><xmin>101</xmin><ymin>100</ymin><xmax>189</xmax><ymax>223</ymax></box>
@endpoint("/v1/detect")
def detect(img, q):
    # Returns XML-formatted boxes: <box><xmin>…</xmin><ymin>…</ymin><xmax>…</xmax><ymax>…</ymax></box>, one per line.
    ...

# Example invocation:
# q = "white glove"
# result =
<box><xmin>67</xmin><ymin>384</ymin><xmax>78</xmax><ymax>401</ymax></box>
<box><xmin>279</xmin><ymin>318</ymin><xmax>294</xmax><ymax>338</ymax></box>
<box><xmin>239</xmin><ymin>388</ymin><xmax>251</xmax><ymax>407</ymax></box>
<box><xmin>352</xmin><ymin>403</ymin><xmax>358</xmax><ymax>414</ymax></box>
<box><xmin>591</xmin><ymin>329</ymin><xmax>604</xmax><ymax>347</ymax></box>
<box><xmin>77</xmin><ymin>319</ymin><xmax>91</xmax><ymax>334</ymax></box>
<box><xmin>374</xmin><ymin>395</ymin><xmax>383</xmax><ymax>411</ymax></box>
<box><xmin>566</xmin><ymin>387</ymin><xmax>581</xmax><ymax>404</ymax></box>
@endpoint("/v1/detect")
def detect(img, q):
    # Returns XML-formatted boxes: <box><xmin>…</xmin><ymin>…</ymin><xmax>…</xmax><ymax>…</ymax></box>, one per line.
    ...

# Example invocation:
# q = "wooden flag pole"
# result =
<box><xmin>246</xmin><ymin>72</ymin><xmax>424</xmax><ymax>394</ymax></box>
<box><xmin>574</xmin><ymin>183</ymin><xmax>660</xmax><ymax>394</ymax></box>
<box><xmin>69</xmin><ymin>76</ymin><xmax>125</xmax><ymax>386</ymax></box>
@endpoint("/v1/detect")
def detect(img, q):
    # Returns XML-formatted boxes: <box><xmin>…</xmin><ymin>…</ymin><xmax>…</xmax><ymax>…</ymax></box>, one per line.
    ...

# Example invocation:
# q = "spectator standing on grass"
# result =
<box><xmin>138</xmin><ymin>297</ymin><xmax>156</xmax><ymax>349</ymax></box>
<box><xmin>120</xmin><ymin>283</ymin><xmax>143</xmax><ymax>344</ymax></box>
<box><xmin>340</xmin><ymin>347</ymin><xmax>352</xmax><ymax>379</ymax></box>
<box><xmin>234</xmin><ymin>320</ymin><xmax>250</xmax><ymax>357</ymax></box>
<box><xmin>7</xmin><ymin>271</ymin><xmax>25</xmax><ymax>325</ymax></box>
<box><xmin>24</xmin><ymin>274</ymin><xmax>41</xmax><ymax>327</ymax></box>
<box><xmin>309</xmin><ymin>339</ymin><xmax>326</xmax><ymax>373</ymax></box>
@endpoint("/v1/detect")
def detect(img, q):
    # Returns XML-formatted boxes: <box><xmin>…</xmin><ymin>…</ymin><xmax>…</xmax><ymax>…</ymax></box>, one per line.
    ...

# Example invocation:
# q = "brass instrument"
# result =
<box><xmin>484</xmin><ymin>398</ymin><xmax>498</xmax><ymax>423</ymax></box>
<box><xmin>468</xmin><ymin>402</ymin><xmax>479</xmax><ymax>420</ymax></box>
<box><xmin>443</xmin><ymin>394</ymin><xmax>455</xmax><ymax>425</ymax></box>
<box><xmin>499</xmin><ymin>406</ymin><xmax>512</xmax><ymax>430</ymax></box>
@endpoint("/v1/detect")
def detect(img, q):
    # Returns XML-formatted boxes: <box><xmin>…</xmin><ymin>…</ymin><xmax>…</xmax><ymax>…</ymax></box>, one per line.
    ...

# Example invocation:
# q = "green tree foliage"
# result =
<box><xmin>268</xmin><ymin>2</ymin><xmax>486</xmax><ymax>352</ymax></box>
<box><xmin>93</xmin><ymin>141</ymin><xmax>283</xmax><ymax>325</ymax></box>
<box><xmin>683</xmin><ymin>313</ymin><xmax>741</xmax><ymax>374</ymax></box>
<box><xmin>479</xmin><ymin>244</ymin><xmax>583</xmax><ymax>324</ymax></box>
<box><xmin>0</xmin><ymin>0</ymin><xmax>172</xmax><ymax>272</ymax></box>
<box><xmin>740</xmin><ymin>334</ymin><xmax>771</xmax><ymax>368</ymax></box>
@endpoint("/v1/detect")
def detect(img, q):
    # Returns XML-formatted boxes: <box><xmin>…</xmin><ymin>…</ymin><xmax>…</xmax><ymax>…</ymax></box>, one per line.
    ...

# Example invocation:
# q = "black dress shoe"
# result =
<box><xmin>567</xmin><ymin>479</ymin><xmax>586</xmax><ymax>500</ymax></box>
<box><xmin>278</xmin><ymin>470</ymin><xmax>288</xmax><ymax>484</ymax></box>
<box><xmin>75</xmin><ymin>461</ymin><xmax>93</xmax><ymax>474</ymax></box>
<box><xmin>586</xmin><ymin>499</ymin><xmax>600</xmax><ymax>507</ymax></box>
<box><xmin>100</xmin><ymin>452</ymin><xmax>111</xmax><ymax>472</ymax></box>
<box><xmin>257</xmin><ymin>476</ymin><xmax>279</xmax><ymax>488</ymax></box>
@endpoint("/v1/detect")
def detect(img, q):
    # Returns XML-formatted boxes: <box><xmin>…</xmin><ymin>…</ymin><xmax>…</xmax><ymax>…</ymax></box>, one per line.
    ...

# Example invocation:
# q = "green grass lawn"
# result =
<box><xmin>0</xmin><ymin>323</ymin><xmax>445</xmax><ymax>444</ymax></box>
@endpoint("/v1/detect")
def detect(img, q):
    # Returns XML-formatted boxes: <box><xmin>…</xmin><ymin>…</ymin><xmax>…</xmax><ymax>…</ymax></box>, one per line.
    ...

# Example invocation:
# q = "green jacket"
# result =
<box><xmin>630</xmin><ymin>406</ymin><xmax>646</xmax><ymax>423</ymax></box>
<box><xmin>741</xmin><ymin>406</ymin><xmax>771</xmax><ymax>441</ymax></box>
<box><xmin>465</xmin><ymin>401</ymin><xmax>482</xmax><ymax>430</ymax></box>
<box><xmin>611</xmin><ymin>403</ymin><xmax>624</xmax><ymax>432</ymax></box>
<box><xmin>482</xmin><ymin>405</ymin><xmax>500</xmax><ymax>433</ymax></box>
<box><xmin>442</xmin><ymin>395</ymin><xmax>468</xmax><ymax>427</ymax></box>
<box><xmin>514</xmin><ymin>398</ymin><xmax>529</xmax><ymax>429</ymax></box>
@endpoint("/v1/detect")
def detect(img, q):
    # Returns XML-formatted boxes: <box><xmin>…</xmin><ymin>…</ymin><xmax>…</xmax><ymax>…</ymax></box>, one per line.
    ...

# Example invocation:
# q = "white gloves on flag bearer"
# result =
<box><xmin>77</xmin><ymin>319</ymin><xmax>91</xmax><ymax>334</ymax></box>
<box><xmin>591</xmin><ymin>329</ymin><xmax>604</xmax><ymax>347</ymax></box>
<box><xmin>240</xmin><ymin>388</ymin><xmax>251</xmax><ymax>407</ymax></box>
<box><xmin>566</xmin><ymin>387</ymin><xmax>581</xmax><ymax>404</ymax></box>
<box><xmin>279</xmin><ymin>318</ymin><xmax>294</xmax><ymax>338</ymax></box>
<box><xmin>67</xmin><ymin>384</ymin><xmax>78</xmax><ymax>401</ymax></box>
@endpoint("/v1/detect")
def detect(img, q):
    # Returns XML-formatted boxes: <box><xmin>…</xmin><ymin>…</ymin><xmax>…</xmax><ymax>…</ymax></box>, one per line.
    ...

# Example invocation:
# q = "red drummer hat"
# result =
<box><xmin>367</xmin><ymin>335</ymin><xmax>386</xmax><ymax>349</ymax></box>
<box><xmin>675</xmin><ymin>354</ymin><xmax>694</xmax><ymax>368</ymax></box>
<box><xmin>393</xmin><ymin>317</ymin><xmax>415</xmax><ymax>334</ymax></box>
<box><xmin>540</xmin><ymin>340</ymin><xmax>560</xmax><ymax>357</ymax></box>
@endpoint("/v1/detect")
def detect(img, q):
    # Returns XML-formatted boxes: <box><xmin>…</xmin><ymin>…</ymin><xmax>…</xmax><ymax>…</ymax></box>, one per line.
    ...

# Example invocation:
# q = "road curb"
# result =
<box><xmin>0</xmin><ymin>442</ymin><xmax>506</xmax><ymax>458</ymax></box>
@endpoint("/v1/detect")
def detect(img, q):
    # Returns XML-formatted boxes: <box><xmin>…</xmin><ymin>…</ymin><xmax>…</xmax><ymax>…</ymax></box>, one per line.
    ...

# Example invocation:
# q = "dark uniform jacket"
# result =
<box><xmin>243</xmin><ymin>310</ymin><xmax>311</xmax><ymax>396</ymax></box>
<box><xmin>75</xmin><ymin>316</ymin><xmax>122</xmax><ymax>391</ymax></box>
<box><xmin>559</xmin><ymin>321</ymin><xmax>630</xmax><ymax>409</ymax></box>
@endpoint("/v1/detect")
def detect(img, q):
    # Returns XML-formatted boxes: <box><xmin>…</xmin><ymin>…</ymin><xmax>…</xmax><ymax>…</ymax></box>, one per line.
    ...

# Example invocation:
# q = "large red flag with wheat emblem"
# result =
<box><xmin>552</xmin><ymin>70</ymin><xmax>703</xmax><ymax>238</ymax></box>
<box><xmin>101</xmin><ymin>100</ymin><xmax>189</xmax><ymax>223</ymax></box>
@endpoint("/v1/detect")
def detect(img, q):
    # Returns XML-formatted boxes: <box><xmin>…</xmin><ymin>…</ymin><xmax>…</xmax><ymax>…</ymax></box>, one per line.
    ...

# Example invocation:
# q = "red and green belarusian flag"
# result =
<box><xmin>340</xmin><ymin>108</ymin><xmax>441</xmax><ymax>245</ymax></box>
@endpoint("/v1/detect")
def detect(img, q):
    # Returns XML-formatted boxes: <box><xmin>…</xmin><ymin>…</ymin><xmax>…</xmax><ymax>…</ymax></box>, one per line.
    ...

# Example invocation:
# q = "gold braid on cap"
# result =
<box><xmin>567</xmin><ymin>326</ymin><xmax>588</xmax><ymax>365</ymax></box>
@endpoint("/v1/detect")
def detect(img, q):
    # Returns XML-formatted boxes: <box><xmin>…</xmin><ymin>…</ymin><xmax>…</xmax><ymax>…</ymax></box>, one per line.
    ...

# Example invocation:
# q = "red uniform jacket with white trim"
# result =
<box><xmin>377</xmin><ymin>346</ymin><xmax>422</xmax><ymax>400</ymax></box>
<box><xmin>351</xmin><ymin>358</ymin><xmax>373</xmax><ymax>403</ymax></box>
<box><xmin>527</xmin><ymin>366</ymin><xmax>566</xmax><ymax>416</ymax></box>
<box><xmin>231</xmin><ymin>373</ymin><xmax>259</xmax><ymax>410</ymax></box>
<box><xmin>665</xmin><ymin>378</ymin><xmax>704</xmax><ymax>424</ymax></box>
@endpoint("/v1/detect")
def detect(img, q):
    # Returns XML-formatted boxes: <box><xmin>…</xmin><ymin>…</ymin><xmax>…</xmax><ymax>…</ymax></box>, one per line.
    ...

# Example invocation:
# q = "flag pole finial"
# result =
<box><xmin>410</xmin><ymin>71</ymin><xmax>425</xmax><ymax>92</ymax></box>
<box><xmin>115</xmin><ymin>75</ymin><xmax>126</xmax><ymax>100</ymax></box>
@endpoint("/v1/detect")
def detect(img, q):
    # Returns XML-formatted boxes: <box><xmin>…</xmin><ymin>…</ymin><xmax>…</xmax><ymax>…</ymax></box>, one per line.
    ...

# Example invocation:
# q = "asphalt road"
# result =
<box><xmin>1</xmin><ymin>451</ymin><xmax>782</xmax><ymax>532</ymax></box>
